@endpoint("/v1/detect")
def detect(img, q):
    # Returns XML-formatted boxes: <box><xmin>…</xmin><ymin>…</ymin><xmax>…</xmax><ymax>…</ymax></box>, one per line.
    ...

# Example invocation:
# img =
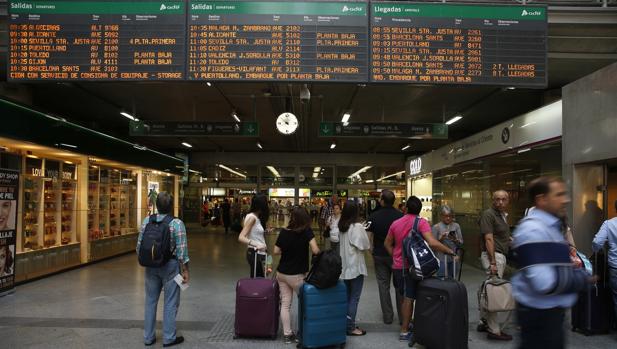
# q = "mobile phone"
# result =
<box><xmin>448</xmin><ymin>230</ymin><xmax>456</xmax><ymax>237</ymax></box>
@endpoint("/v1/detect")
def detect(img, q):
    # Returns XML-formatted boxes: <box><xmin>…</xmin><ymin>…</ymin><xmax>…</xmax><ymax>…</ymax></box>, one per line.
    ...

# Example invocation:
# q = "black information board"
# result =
<box><xmin>130</xmin><ymin>121</ymin><xmax>260</xmax><ymax>136</ymax></box>
<box><xmin>187</xmin><ymin>0</ymin><xmax>369</xmax><ymax>82</ymax></box>
<box><xmin>319</xmin><ymin>122</ymin><xmax>447</xmax><ymax>138</ymax></box>
<box><xmin>8</xmin><ymin>0</ymin><xmax>186</xmax><ymax>81</ymax></box>
<box><xmin>370</xmin><ymin>1</ymin><xmax>547</xmax><ymax>87</ymax></box>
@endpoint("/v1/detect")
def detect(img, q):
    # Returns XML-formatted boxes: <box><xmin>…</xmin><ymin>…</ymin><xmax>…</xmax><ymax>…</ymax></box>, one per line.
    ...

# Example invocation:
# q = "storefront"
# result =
<box><xmin>0</xmin><ymin>99</ymin><xmax>183</xmax><ymax>285</ymax></box>
<box><xmin>407</xmin><ymin>100</ymin><xmax>562</xmax><ymax>259</ymax></box>
<box><xmin>563</xmin><ymin>62</ymin><xmax>617</xmax><ymax>256</ymax></box>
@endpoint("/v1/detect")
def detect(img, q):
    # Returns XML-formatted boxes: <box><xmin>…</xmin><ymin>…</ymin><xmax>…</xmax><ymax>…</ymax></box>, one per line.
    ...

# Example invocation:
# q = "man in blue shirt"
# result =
<box><xmin>592</xmin><ymin>199</ymin><xmax>617</xmax><ymax>323</ymax></box>
<box><xmin>512</xmin><ymin>177</ymin><xmax>592</xmax><ymax>349</ymax></box>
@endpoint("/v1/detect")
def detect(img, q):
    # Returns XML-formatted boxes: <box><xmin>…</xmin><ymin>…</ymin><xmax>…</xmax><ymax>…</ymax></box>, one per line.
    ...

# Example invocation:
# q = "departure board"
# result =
<box><xmin>187</xmin><ymin>0</ymin><xmax>369</xmax><ymax>82</ymax></box>
<box><xmin>8</xmin><ymin>1</ymin><xmax>186</xmax><ymax>81</ymax></box>
<box><xmin>370</xmin><ymin>2</ymin><xmax>547</xmax><ymax>87</ymax></box>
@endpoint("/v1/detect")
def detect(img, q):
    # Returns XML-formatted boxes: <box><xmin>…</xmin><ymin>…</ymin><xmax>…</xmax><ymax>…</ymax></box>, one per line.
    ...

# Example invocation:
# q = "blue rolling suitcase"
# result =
<box><xmin>298</xmin><ymin>281</ymin><xmax>347</xmax><ymax>349</ymax></box>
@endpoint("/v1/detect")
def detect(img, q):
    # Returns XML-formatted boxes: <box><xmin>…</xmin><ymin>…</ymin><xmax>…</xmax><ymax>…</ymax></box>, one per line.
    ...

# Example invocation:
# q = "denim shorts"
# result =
<box><xmin>393</xmin><ymin>269</ymin><xmax>418</xmax><ymax>299</ymax></box>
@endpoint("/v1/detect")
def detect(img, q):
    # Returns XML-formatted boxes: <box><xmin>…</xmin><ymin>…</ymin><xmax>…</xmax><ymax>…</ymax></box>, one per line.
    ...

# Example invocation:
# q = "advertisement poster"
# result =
<box><xmin>0</xmin><ymin>169</ymin><xmax>19</xmax><ymax>296</ymax></box>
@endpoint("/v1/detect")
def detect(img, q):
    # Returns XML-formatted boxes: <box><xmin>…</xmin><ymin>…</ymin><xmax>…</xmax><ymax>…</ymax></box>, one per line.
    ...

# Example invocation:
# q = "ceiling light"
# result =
<box><xmin>349</xmin><ymin>166</ymin><xmax>372</xmax><ymax>178</ymax></box>
<box><xmin>120</xmin><ymin>111</ymin><xmax>139</xmax><ymax>121</ymax></box>
<box><xmin>517</xmin><ymin>147</ymin><xmax>532</xmax><ymax>154</ymax></box>
<box><xmin>506</xmin><ymin>86</ymin><xmax>516</xmax><ymax>90</ymax></box>
<box><xmin>217</xmin><ymin>164</ymin><xmax>246</xmax><ymax>180</ymax></box>
<box><xmin>267</xmin><ymin>166</ymin><xmax>280</xmax><ymax>178</ymax></box>
<box><xmin>366</xmin><ymin>180</ymin><xmax>374</xmax><ymax>183</ymax></box>
<box><xmin>445</xmin><ymin>115</ymin><xmax>462</xmax><ymax>125</ymax></box>
<box><xmin>377</xmin><ymin>170</ymin><xmax>406</xmax><ymax>182</ymax></box>
<box><xmin>181</xmin><ymin>142</ymin><xmax>193</xmax><ymax>148</ymax></box>
<box><xmin>26</xmin><ymin>154</ymin><xmax>39</xmax><ymax>159</ymax></box>
<box><xmin>313</xmin><ymin>167</ymin><xmax>321</xmax><ymax>173</ymax></box>
<box><xmin>341</xmin><ymin>112</ymin><xmax>351</xmax><ymax>124</ymax></box>
<box><xmin>401</xmin><ymin>144</ymin><xmax>411</xmax><ymax>151</ymax></box>
<box><xmin>313</xmin><ymin>172</ymin><xmax>319</xmax><ymax>178</ymax></box>
<box><xmin>133</xmin><ymin>144</ymin><xmax>147</xmax><ymax>151</ymax></box>
<box><xmin>330</xmin><ymin>141</ymin><xmax>336</xmax><ymax>150</ymax></box>
<box><xmin>300</xmin><ymin>84</ymin><xmax>311</xmax><ymax>102</ymax></box>
<box><xmin>188</xmin><ymin>169</ymin><xmax>202</xmax><ymax>174</ymax></box>
<box><xmin>256</xmin><ymin>141</ymin><xmax>263</xmax><ymax>149</ymax></box>
<box><xmin>231</xmin><ymin>111</ymin><xmax>241</xmax><ymax>122</ymax></box>
<box><xmin>64</xmin><ymin>161</ymin><xmax>73</xmax><ymax>164</ymax></box>
<box><xmin>206</xmin><ymin>82</ymin><xmax>212</xmax><ymax>87</ymax></box>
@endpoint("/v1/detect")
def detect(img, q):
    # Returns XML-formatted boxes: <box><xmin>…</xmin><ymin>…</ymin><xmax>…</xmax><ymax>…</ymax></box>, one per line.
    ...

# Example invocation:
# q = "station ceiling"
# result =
<box><xmin>1</xmin><ymin>4</ymin><xmax>616</xmax><ymax>160</ymax></box>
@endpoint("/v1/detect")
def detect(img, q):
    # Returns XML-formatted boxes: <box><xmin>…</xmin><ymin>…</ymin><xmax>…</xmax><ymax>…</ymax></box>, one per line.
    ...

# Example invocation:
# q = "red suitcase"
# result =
<box><xmin>234</xmin><ymin>252</ymin><xmax>280</xmax><ymax>339</ymax></box>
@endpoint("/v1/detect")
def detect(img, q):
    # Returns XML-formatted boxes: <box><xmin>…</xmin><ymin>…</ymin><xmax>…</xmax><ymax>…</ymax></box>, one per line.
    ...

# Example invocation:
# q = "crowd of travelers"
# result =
<box><xmin>136</xmin><ymin>175</ymin><xmax>617</xmax><ymax>348</ymax></box>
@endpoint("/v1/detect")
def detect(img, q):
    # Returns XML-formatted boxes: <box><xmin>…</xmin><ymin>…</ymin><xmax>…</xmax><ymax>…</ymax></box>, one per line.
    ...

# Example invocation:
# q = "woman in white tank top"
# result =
<box><xmin>238</xmin><ymin>194</ymin><xmax>270</xmax><ymax>277</ymax></box>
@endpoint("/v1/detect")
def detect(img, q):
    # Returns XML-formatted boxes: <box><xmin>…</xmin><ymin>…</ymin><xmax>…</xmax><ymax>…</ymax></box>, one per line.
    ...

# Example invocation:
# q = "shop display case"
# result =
<box><xmin>22</xmin><ymin>175</ymin><xmax>42</xmax><ymax>251</ymax></box>
<box><xmin>61</xmin><ymin>163</ymin><xmax>77</xmax><ymax>245</ymax></box>
<box><xmin>43</xmin><ymin>179</ymin><xmax>59</xmax><ymax>247</ymax></box>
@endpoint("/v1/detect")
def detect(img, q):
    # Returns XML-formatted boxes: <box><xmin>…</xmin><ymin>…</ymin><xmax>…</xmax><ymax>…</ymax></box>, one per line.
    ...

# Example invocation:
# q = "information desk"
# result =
<box><xmin>187</xmin><ymin>0</ymin><xmax>369</xmax><ymax>82</ymax></box>
<box><xmin>370</xmin><ymin>2</ymin><xmax>547</xmax><ymax>87</ymax></box>
<box><xmin>8</xmin><ymin>0</ymin><xmax>186</xmax><ymax>81</ymax></box>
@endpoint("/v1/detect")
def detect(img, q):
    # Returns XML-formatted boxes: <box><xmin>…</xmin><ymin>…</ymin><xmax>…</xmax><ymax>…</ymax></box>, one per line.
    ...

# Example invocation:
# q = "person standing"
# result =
<box><xmin>319</xmin><ymin>194</ymin><xmax>338</xmax><ymax>239</ymax></box>
<box><xmin>237</xmin><ymin>194</ymin><xmax>269</xmax><ymax>277</ymax></box>
<box><xmin>327</xmin><ymin>203</ymin><xmax>342</xmax><ymax>253</ymax></box>
<box><xmin>592</xmin><ymin>199</ymin><xmax>617</xmax><ymax>324</ymax></box>
<box><xmin>385</xmin><ymin>196</ymin><xmax>458</xmax><ymax>342</ymax></box>
<box><xmin>477</xmin><ymin>190</ymin><xmax>513</xmax><ymax>341</ymax></box>
<box><xmin>273</xmin><ymin>208</ymin><xmax>320</xmax><ymax>344</ymax></box>
<box><xmin>338</xmin><ymin>201</ymin><xmax>370</xmax><ymax>336</ymax></box>
<box><xmin>366</xmin><ymin>190</ymin><xmax>403</xmax><ymax>325</ymax></box>
<box><xmin>221</xmin><ymin>199</ymin><xmax>231</xmax><ymax>234</ymax></box>
<box><xmin>136</xmin><ymin>192</ymin><xmax>189</xmax><ymax>347</ymax></box>
<box><xmin>513</xmin><ymin>177</ymin><xmax>593</xmax><ymax>349</ymax></box>
<box><xmin>432</xmin><ymin>205</ymin><xmax>463</xmax><ymax>278</ymax></box>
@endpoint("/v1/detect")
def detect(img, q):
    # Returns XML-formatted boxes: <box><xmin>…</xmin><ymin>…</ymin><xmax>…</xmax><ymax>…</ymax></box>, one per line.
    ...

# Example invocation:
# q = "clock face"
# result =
<box><xmin>276</xmin><ymin>112</ymin><xmax>298</xmax><ymax>135</ymax></box>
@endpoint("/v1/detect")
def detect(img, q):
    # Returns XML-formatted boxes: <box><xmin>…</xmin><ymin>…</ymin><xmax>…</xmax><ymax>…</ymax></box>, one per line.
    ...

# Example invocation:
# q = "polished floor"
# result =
<box><xmin>1</xmin><ymin>225</ymin><xmax>616</xmax><ymax>348</ymax></box>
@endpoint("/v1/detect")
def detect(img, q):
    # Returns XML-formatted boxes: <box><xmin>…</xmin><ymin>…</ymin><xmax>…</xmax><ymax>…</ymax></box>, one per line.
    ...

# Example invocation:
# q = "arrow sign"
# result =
<box><xmin>129</xmin><ymin>121</ymin><xmax>260</xmax><ymax>137</ymax></box>
<box><xmin>318</xmin><ymin>122</ymin><xmax>448</xmax><ymax>139</ymax></box>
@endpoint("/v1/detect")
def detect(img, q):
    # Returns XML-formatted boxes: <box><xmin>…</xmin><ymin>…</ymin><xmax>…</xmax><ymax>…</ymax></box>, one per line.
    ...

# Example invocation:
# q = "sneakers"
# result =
<box><xmin>283</xmin><ymin>333</ymin><xmax>299</xmax><ymax>344</ymax></box>
<box><xmin>163</xmin><ymin>336</ymin><xmax>184</xmax><ymax>347</ymax></box>
<box><xmin>399</xmin><ymin>331</ymin><xmax>413</xmax><ymax>342</ymax></box>
<box><xmin>487</xmin><ymin>331</ymin><xmax>513</xmax><ymax>341</ymax></box>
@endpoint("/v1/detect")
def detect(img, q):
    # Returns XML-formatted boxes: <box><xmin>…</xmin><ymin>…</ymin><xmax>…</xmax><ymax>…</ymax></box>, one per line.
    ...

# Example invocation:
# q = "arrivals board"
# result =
<box><xmin>370</xmin><ymin>2</ymin><xmax>547</xmax><ymax>87</ymax></box>
<box><xmin>187</xmin><ymin>0</ymin><xmax>369</xmax><ymax>82</ymax></box>
<box><xmin>8</xmin><ymin>1</ymin><xmax>186</xmax><ymax>81</ymax></box>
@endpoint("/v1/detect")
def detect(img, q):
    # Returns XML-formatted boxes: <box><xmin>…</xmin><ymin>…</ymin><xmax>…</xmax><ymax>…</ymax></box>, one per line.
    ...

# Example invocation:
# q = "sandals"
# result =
<box><xmin>347</xmin><ymin>327</ymin><xmax>367</xmax><ymax>336</ymax></box>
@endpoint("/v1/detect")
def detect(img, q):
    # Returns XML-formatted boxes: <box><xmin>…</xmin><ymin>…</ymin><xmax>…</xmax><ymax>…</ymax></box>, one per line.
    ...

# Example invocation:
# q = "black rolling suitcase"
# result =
<box><xmin>412</xmin><ymin>256</ymin><xmax>468</xmax><ymax>349</ymax></box>
<box><xmin>571</xmin><ymin>252</ymin><xmax>613</xmax><ymax>335</ymax></box>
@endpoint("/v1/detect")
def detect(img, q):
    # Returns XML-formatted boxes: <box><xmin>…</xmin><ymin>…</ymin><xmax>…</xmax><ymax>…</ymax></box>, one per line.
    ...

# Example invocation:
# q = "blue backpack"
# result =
<box><xmin>138</xmin><ymin>215</ymin><xmax>175</xmax><ymax>267</ymax></box>
<box><xmin>402</xmin><ymin>217</ymin><xmax>440</xmax><ymax>280</ymax></box>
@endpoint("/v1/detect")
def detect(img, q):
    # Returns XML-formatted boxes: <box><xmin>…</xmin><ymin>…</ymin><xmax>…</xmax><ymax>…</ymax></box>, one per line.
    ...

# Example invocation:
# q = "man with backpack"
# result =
<box><xmin>384</xmin><ymin>196</ymin><xmax>458</xmax><ymax>342</ymax></box>
<box><xmin>137</xmin><ymin>191</ymin><xmax>189</xmax><ymax>347</ymax></box>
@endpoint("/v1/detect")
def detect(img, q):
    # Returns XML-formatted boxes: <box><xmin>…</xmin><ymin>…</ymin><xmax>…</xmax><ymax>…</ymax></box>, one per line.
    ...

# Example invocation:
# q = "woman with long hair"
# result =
<box><xmin>237</xmin><ymin>194</ymin><xmax>270</xmax><ymax>277</ymax></box>
<box><xmin>273</xmin><ymin>207</ymin><xmax>320</xmax><ymax>344</ymax></box>
<box><xmin>0</xmin><ymin>245</ymin><xmax>14</xmax><ymax>277</ymax></box>
<box><xmin>338</xmin><ymin>201</ymin><xmax>370</xmax><ymax>336</ymax></box>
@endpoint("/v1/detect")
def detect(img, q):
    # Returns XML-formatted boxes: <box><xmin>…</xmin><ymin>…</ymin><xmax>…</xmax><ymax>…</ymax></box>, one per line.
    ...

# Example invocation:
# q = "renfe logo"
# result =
<box><xmin>160</xmin><ymin>3</ymin><xmax>180</xmax><ymax>11</ymax></box>
<box><xmin>521</xmin><ymin>9</ymin><xmax>542</xmax><ymax>16</ymax></box>
<box><xmin>342</xmin><ymin>5</ymin><xmax>363</xmax><ymax>13</ymax></box>
<box><xmin>409</xmin><ymin>158</ymin><xmax>422</xmax><ymax>175</ymax></box>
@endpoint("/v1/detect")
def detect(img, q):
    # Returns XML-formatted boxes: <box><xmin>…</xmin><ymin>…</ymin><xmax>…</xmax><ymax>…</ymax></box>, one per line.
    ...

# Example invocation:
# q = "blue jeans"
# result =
<box><xmin>344</xmin><ymin>275</ymin><xmax>364</xmax><ymax>332</ymax></box>
<box><xmin>144</xmin><ymin>258</ymin><xmax>181</xmax><ymax>345</ymax></box>
<box><xmin>610</xmin><ymin>268</ymin><xmax>617</xmax><ymax>323</ymax></box>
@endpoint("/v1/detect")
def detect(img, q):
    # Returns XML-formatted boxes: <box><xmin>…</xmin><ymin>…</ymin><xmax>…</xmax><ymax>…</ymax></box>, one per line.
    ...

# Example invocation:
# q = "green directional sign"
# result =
<box><xmin>319</xmin><ymin>122</ymin><xmax>448</xmax><ymax>139</ymax></box>
<box><xmin>130</xmin><ymin>121</ymin><xmax>259</xmax><ymax>137</ymax></box>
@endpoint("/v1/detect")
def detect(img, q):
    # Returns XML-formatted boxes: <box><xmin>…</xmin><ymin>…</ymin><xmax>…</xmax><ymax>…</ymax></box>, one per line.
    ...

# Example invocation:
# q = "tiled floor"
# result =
<box><xmin>1</xmin><ymin>226</ymin><xmax>616</xmax><ymax>348</ymax></box>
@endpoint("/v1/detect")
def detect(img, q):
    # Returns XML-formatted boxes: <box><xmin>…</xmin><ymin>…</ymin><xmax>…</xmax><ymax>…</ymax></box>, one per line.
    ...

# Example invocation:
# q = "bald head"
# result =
<box><xmin>492</xmin><ymin>190</ymin><xmax>509</xmax><ymax>212</ymax></box>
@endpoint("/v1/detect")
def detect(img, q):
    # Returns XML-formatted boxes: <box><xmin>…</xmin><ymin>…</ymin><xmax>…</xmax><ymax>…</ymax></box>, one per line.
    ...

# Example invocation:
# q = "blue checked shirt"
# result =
<box><xmin>592</xmin><ymin>217</ymin><xmax>617</xmax><ymax>269</ymax></box>
<box><xmin>136</xmin><ymin>214</ymin><xmax>190</xmax><ymax>265</ymax></box>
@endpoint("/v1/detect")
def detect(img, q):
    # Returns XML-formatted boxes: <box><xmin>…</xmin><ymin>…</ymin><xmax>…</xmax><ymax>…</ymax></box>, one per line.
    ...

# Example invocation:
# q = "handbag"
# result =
<box><xmin>478</xmin><ymin>276</ymin><xmax>516</xmax><ymax>312</ymax></box>
<box><xmin>323</xmin><ymin>226</ymin><xmax>331</xmax><ymax>238</ymax></box>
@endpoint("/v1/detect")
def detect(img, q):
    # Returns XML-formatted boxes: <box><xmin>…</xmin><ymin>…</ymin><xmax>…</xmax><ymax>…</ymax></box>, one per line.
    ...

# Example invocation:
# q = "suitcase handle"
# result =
<box><xmin>443</xmin><ymin>252</ymin><xmax>456</xmax><ymax>280</ymax></box>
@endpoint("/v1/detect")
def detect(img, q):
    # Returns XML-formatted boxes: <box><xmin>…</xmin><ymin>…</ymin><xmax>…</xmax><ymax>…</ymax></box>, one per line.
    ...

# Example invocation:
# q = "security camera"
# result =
<box><xmin>300</xmin><ymin>84</ymin><xmax>310</xmax><ymax>103</ymax></box>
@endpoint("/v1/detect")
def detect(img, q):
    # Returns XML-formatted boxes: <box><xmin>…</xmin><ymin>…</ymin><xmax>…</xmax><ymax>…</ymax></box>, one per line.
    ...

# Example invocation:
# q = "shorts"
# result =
<box><xmin>393</xmin><ymin>269</ymin><xmax>418</xmax><ymax>300</ymax></box>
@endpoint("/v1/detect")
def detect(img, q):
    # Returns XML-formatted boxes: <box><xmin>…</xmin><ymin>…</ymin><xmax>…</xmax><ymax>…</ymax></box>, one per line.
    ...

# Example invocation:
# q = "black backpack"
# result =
<box><xmin>138</xmin><ymin>215</ymin><xmax>175</xmax><ymax>267</ymax></box>
<box><xmin>305</xmin><ymin>249</ymin><xmax>342</xmax><ymax>289</ymax></box>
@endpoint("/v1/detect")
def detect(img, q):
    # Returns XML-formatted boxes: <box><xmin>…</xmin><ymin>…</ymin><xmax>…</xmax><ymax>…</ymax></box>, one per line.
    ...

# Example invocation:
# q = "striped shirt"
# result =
<box><xmin>136</xmin><ymin>214</ymin><xmax>190</xmax><ymax>265</ymax></box>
